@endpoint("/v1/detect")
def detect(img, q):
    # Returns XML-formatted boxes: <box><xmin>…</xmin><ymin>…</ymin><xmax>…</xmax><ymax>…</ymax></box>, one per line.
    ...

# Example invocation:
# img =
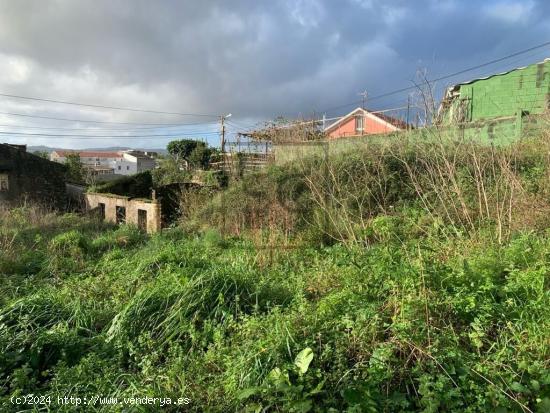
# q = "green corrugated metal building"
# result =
<box><xmin>439</xmin><ymin>58</ymin><xmax>550</xmax><ymax>121</ymax></box>
<box><xmin>436</xmin><ymin>58</ymin><xmax>550</xmax><ymax>143</ymax></box>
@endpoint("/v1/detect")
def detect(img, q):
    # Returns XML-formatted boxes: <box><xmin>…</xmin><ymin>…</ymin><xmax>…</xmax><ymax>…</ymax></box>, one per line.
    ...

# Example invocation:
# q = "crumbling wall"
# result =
<box><xmin>0</xmin><ymin>144</ymin><xmax>67</xmax><ymax>208</ymax></box>
<box><xmin>85</xmin><ymin>192</ymin><xmax>161</xmax><ymax>233</ymax></box>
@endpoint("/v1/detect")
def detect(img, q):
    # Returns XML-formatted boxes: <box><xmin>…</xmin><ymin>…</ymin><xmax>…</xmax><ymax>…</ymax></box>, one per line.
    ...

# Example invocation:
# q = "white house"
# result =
<box><xmin>112</xmin><ymin>151</ymin><xmax>157</xmax><ymax>175</ymax></box>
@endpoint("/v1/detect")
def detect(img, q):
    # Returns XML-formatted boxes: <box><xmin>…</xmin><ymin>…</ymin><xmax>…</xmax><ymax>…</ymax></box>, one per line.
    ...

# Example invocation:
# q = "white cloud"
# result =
<box><xmin>288</xmin><ymin>0</ymin><xmax>325</xmax><ymax>28</ymax></box>
<box><xmin>0</xmin><ymin>53</ymin><xmax>32</xmax><ymax>84</ymax></box>
<box><xmin>429</xmin><ymin>0</ymin><xmax>457</xmax><ymax>13</ymax></box>
<box><xmin>349</xmin><ymin>0</ymin><xmax>374</xmax><ymax>10</ymax></box>
<box><xmin>483</xmin><ymin>1</ymin><xmax>535</xmax><ymax>23</ymax></box>
<box><xmin>381</xmin><ymin>6</ymin><xmax>407</xmax><ymax>25</ymax></box>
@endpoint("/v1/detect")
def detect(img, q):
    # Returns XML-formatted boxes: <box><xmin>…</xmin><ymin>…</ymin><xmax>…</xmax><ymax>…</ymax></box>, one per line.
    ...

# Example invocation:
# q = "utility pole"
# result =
<box><xmin>220</xmin><ymin>113</ymin><xmax>231</xmax><ymax>171</ymax></box>
<box><xmin>220</xmin><ymin>115</ymin><xmax>226</xmax><ymax>154</ymax></box>
<box><xmin>219</xmin><ymin>113</ymin><xmax>231</xmax><ymax>242</ymax></box>
<box><xmin>358</xmin><ymin>89</ymin><xmax>368</xmax><ymax>110</ymax></box>
<box><xmin>220</xmin><ymin>113</ymin><xmax>232</xmax><ymax>152</ymax></box>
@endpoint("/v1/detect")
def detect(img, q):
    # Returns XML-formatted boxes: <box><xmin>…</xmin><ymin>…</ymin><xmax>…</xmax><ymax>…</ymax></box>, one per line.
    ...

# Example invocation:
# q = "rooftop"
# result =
<box><xmin>446</xmin><ymin>57</ymin><xmax>550</xmax><ymax>93</ymax></box>
<box><xmin>123</xmin><ymin>151</ymin><xmax>155</xmax><ymax>159</ymax></box>
<box><xmin>324</xmin><ymin>107</ymin><xmax>407</xmax><ymax>133</ymax></box>
<box><xmin>53</xmin><ymin>150</ymin><xmax>122</xmax><ymax>158</ymax></box>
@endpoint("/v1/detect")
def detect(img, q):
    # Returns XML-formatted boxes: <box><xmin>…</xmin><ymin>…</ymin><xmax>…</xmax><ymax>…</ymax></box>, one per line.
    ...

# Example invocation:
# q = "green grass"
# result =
<box><xmin>2</xmin><ymin>134</ymin><xmax>550</xmax><ymax>411</ymax></box>
<box><xmin>0</xmin><ymin>206</ymin><xmax>549</xmax><ymax>412</ymax></box>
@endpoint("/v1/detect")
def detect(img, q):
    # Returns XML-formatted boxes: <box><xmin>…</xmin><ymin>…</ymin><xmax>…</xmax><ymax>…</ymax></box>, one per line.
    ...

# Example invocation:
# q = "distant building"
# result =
<box><xmin>325</xmin><ymin>107</ymin><xmax>407</xmax><ymax>139</ymax></box>
<box><xmin>50</xmin><ymin>150</ymin><xmax>156</xmax><ymax>176</ymax></box>
<box><xmin>0</xmin><ymin>143</ymin><xmax>66</xmax><ymax>207</ymax></box>
<box><xmin>120</xmin><ymin>151</ymin><xmax>157</xmax><ymax>174</ymax></box>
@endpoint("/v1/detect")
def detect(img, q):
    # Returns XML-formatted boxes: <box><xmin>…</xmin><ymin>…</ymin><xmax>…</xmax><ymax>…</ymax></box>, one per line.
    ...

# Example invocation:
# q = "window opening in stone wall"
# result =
<box><xmin>0</xmin><ymin>174</ymin><xmax>8</xmax><ymax>191</ymax></box>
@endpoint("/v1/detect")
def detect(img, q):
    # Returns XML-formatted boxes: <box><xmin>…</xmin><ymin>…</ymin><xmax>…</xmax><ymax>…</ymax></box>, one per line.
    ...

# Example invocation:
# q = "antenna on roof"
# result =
<box><xmin>358</xmin><ymin>89</ymin><xmax>368</xmax><ymax>110</ymax></box>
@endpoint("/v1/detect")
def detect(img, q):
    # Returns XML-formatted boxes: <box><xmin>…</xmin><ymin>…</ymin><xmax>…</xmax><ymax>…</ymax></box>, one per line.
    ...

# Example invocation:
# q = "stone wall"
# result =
<box><xmin>0</xmin><ymin>144</ymin><xmax>67</xmax><ymax>208</ymax></box>
<box><xmin>85</xmin><ymin>192</ymin><xmax>161</xmax><ymax>233</ymax></box>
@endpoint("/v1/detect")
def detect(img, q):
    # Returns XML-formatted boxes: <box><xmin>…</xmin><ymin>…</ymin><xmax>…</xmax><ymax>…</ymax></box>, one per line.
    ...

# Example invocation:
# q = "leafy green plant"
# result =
<box><xmin>238</xmin><ymin>348</ymin><xmax>325</xmax><ymax>412</ymax></box>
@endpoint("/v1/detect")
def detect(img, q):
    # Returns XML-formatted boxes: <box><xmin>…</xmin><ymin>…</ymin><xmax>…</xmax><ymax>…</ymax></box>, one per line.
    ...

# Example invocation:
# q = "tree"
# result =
<box><xmin>188</xmin><ymin>144</ymin><xmax>213</xmax><ymax>169</ymax></box>
<box><xmin>151</xmin><ymin>157</ymin><xmax>190</xmax><ymax>186</ymax></box>
<box><xmin>167</xmin><ymin>139</ymin><xmax>202</xmax><ymax>163</ymax></box>
<box><xmin>32</xmin><ymin>150</ymin><xmax>50</xmax><ymax>159</ymax></box>
<box><xmin>167</xmin><ymin>139</ymin><xmax>213</xmax><ymax>169</ymax></box>
<box><xmin>65</xmin><ymin>153</ymin><xmax>85</xmax><ymax>183</ymax></box>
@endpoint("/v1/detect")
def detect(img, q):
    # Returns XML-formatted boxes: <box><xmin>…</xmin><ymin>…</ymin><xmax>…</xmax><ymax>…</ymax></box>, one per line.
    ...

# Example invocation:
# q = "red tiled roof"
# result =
<box><xmin>53</xmin><ymin>150</ymin><xmax>122</xmax><ymax>158</ymax></box>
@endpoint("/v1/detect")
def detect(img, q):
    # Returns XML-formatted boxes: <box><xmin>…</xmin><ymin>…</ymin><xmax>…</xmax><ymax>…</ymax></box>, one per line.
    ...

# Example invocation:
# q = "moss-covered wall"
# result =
<box><xmin>0</xmin><ymin>144</ymin><xmax>67</xmax><ymax>208</ymax></box>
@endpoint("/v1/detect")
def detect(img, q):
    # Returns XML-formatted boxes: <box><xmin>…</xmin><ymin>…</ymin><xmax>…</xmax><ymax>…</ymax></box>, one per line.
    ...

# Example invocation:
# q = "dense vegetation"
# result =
<box><xmin>166</xmin><ymin>139</ymin><xmax>217</xmax><ymax>170</ymax></box>
<box><xmin>1</xmin><ymin>133</ymin><xmax>549</xmax><ymax>412</ymax></box>
<box><xmin>89</xmin><ymin>171</ymin><xmax>154</xmax><ymax>198</ymax></box>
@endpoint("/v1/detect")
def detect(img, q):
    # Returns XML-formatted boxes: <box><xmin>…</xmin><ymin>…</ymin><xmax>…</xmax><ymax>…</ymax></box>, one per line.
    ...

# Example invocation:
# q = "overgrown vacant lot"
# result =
<box><xmin>1</xmin><ymin>136</ymin><xmax>550</xmax><ymax>412</ymax></box>
<box><xmin>1</xmin><ymin>207</ymin><xmax>548</xmax><ymax>412</ymax></box>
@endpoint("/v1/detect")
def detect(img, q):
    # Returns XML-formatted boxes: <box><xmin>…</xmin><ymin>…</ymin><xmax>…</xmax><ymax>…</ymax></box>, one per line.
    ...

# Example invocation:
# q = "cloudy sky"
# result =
<box><xmin>0</xmin><ymin>0</ymin><xmax>549</xmax><ymax>149</ymax></box>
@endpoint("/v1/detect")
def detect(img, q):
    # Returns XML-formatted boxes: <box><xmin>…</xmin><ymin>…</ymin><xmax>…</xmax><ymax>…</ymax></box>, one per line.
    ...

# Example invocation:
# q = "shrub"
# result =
<box><xmin>47</xmin><ymin>230</ymin><xmax>89</xmax><ymax>275</ymax></box>
<box><xmin>90</xmin><ymin>224</ymin><xmax>145</xmax><ymax>253</ymax></box>
<box><xmin>89</xmin><ymin>171</ymin><xmax>153</xmax><ymax>198</ymax></box>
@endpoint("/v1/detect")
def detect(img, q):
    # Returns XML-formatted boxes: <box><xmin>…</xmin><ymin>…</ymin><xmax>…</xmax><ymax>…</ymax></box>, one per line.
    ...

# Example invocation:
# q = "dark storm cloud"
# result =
<box><xmin>0</xmin><ymin>0</ymin><xmax>548</xmax><ymax>148</ymax></box>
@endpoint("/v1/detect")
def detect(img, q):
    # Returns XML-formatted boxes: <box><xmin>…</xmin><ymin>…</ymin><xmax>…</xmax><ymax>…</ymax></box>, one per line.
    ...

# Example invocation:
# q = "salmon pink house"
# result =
<box><xmin>324</xmin><ymin>107</ymin><xmax>406</xmax><ymax>139</ymax></box>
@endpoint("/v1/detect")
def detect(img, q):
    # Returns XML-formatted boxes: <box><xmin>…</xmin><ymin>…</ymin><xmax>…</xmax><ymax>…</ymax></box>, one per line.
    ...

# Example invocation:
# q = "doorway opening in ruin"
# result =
<box><xmin>98</xmin><ymin>203</ymin><xmax>105</xmax><ymax>219</ymax></box>
<box><xmin>116</xmin><ymin>206</ymin><xmax>126</xmax><ymax>224</ymax></box>
<box><xmin>138</xmin><ymin>209</ymin><xmax>147</xmax><ymax>231</ymax></box>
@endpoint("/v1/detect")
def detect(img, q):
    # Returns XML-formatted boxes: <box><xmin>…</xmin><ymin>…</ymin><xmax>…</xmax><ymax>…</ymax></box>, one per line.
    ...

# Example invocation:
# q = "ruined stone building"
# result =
<box><xmin>85</xmin><ymin>192</ymin><xmax>161</xmax><ymax>233</ymax></box>
<box><xmin>0</xmin><ymin>143</ymin><xmax>67</xmax><ymax>207</ymax></box>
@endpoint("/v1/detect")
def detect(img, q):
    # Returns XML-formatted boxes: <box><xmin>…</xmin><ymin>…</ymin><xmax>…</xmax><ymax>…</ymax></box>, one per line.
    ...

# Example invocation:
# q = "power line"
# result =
<box><xmin>0</xmin><ymin>120</ymin><xmax>218</xmax><ymax>132</ymax></box>
<box><xmin>232</xmin><ymin>105</ymin><xmax>410</xmax><ymax>133</ymax></box>
<box><xmin>362</xmin><ymin>47</ymin><xmax>549</xmax><ymax>111</ymax></box>
<box><xmin>319</xmin><ymin>40</ymin><xmax>550</xmax><ymax>113</ymax></box>
<box><xmin>380</xmin><ymin>47</ymin><xmax>549</xmax><ymax>110</ymax></box>
<box><xmin>226</xmin><ymin>119</ymin><xmax>262</xmax><ymax>128</ymax></box>
<box><xmin>225</xmin><ymin>121</ymin><xmax>256</xmax><ymax>131</ymax></box>
<box><xmin>0</xmin><ymin>93</ymin><xmax>219</xmax><ymax>117</ymax></box>
<box><xmin>0</xmin><ymin>110</ymin><xmax>217</xmax><ymax>126</ymax></box>
<box><xmin>0</xmin><ymin>130</ymin><xmax>221</xmax><ymax>139</ymax></box>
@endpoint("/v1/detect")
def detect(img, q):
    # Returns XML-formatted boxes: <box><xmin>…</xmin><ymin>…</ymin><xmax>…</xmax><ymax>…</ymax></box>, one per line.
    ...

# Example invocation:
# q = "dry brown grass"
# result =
<box><xmin>294</xmin><ymin>125</ymin><xmax>550</xmax><ymax>245</ymax></box>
